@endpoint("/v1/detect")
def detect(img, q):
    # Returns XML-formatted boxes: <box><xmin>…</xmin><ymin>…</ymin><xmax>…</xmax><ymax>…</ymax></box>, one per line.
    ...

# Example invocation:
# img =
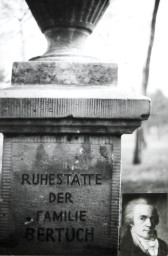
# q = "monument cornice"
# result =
<box><xmin>0</xmin><ymin>118</ymin><xmax>142</xmax><ymax>135</ymax></box>
<box><xmin>0</xmin><ymin>86</ymin><xmax>150</xmax><ymax>135</ymax></box>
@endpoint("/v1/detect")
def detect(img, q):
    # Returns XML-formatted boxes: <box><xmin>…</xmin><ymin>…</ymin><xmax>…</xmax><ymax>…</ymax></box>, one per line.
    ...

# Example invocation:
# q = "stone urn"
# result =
<box><xmin>25</xmin><ymin>0</ymin><xmax>110</xmax><ymax>61</ymax></box>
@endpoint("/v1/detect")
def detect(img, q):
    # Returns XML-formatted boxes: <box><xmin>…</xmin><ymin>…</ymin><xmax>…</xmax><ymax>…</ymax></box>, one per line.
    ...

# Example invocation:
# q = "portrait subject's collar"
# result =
<box><xmin>131</xmin><ymin>227</ymin><xmax>159</xmax><ymax>256</ymax></box>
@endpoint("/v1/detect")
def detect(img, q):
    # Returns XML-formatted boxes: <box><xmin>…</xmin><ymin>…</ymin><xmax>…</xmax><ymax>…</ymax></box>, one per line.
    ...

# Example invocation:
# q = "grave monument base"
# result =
<box><xmin>0</xmin><ymin>60</ymin><xmax>150</xmax><ymax>255</ymax></box>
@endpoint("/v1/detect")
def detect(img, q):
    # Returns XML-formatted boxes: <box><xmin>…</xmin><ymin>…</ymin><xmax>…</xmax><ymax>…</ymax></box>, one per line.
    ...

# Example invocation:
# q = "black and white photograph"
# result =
<box><xmin>0</xmin><ymin>0</ymin><xmax>168</xmax><ymax>255</ymax></box>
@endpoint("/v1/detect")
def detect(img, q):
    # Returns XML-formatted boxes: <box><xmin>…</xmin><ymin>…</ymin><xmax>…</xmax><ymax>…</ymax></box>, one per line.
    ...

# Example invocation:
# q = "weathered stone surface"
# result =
<box><xmin>0</xmin><ymin>59</ymin><xmax>151</xmax><ymax>256</ymax></box>
<box><xmin>0</xmin><ymin>135</ymin><xmax>120</xmax><ymax>255</ymax></box>
<box><xmin>0</xmin><ymin>86</ymin><xmax>150</xmax><ymax>135</ymax></box>
<box><xmin>12</xmin><ymin>62</ymin><xmax>117</xmax><ymax>86</ymax></box>
<box><xmin>0</xmin><ymin>84</ymin><xmax>150</xmax><ymax>136</ymax></box>
<box><xmin>0</xmin><ymin>119</ymin><xmax>141</xmax><ymax>135</ymax></box>
<box><xmin>0</xmin><ymin>87</ymin><xmax>150</xmax><ymax>119</ymax></box>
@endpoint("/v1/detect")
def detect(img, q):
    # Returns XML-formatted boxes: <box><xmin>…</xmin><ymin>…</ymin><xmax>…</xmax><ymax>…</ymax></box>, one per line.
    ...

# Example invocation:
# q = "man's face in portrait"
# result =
<box><xmin>132</xmin><ymin>204</ymin><xmax>157</xmax><ymax>240</ymax></box>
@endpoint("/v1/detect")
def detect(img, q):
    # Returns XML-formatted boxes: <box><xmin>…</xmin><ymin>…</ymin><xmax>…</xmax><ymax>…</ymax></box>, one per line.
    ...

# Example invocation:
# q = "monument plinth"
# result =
<box><xmin>0</xmin><ymin>0</ymin><xmax>150</xmax><ymax>255</ymax></box>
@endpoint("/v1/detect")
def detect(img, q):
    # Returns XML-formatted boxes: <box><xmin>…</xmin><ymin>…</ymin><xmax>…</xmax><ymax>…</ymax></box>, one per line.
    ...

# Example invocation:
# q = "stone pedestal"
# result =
<box><xmin>0</xmin><ymin>0</ymin><xmax>150</xmax><ymax>254</ymax></box>
<box><xmin>0</xmin><ymin>61</ymin><xmax>150</xmax><ymax>255</ymax></box>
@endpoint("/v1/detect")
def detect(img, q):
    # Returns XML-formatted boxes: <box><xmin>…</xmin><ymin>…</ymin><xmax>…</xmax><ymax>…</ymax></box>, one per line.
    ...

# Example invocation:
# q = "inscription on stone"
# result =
<box><xmin>0</xmin><ymin>136</ymin><xmax>119</xmax><ymax>255</ymax></box>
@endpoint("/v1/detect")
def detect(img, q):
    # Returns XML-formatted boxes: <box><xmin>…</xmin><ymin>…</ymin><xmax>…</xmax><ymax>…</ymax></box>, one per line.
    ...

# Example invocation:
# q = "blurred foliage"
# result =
<box><xmin>0</xmin><ymin>0</ymin><xmax>28</xmax><ymax>20</ymax></box>
<box><xmin>0</xmin><ymin>68</ymin><xmax>5</xmax><ymax>82</ymax></box>
<box><xmin>148</xmin><ymin>90</ymin><xmax>168</xmax><ymax>126</ymax></box>
<box><xmin>0</xmin><ymin>0</ymin><xmax>30</xmax><ymax>37</ymax></box>
<box><xmin>0</xmin><ymin>0</ymin><xmax>30</xmax><ymax>61</ymax></box>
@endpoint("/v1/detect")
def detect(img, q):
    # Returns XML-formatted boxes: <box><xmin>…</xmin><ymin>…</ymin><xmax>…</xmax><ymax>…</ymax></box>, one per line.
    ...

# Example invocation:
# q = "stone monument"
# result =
<box><xmin>0</xmin><ymin>0</ymin><xmax>150</xmax><ymax>255</ymax></box>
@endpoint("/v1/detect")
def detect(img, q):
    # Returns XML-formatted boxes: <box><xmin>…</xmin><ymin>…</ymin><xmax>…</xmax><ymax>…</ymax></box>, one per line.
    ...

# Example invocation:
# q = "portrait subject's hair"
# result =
<box><xmin>124</xmin><ymin>198</ymin><xmax>159</xmax><ymax>227</ymax></box>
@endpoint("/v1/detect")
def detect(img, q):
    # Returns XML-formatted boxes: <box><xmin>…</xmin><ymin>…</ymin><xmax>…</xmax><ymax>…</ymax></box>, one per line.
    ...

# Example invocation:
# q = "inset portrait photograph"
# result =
<box><xmin>120</xmin><ymin>193</ymin><xmax>168</xmax><ymax>256</ymax></box>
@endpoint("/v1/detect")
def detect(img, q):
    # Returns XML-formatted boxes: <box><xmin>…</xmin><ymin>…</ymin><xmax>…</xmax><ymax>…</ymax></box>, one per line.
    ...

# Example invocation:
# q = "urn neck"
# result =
<box><xmin>31</xmin><ymin>27</ymin><xmax>98</xmax><ymax>62</ymax></box>
<box><xmin>45</xmin><ymin>27</ymin><xmax>90</xmax><ymax>56</ymax></box>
